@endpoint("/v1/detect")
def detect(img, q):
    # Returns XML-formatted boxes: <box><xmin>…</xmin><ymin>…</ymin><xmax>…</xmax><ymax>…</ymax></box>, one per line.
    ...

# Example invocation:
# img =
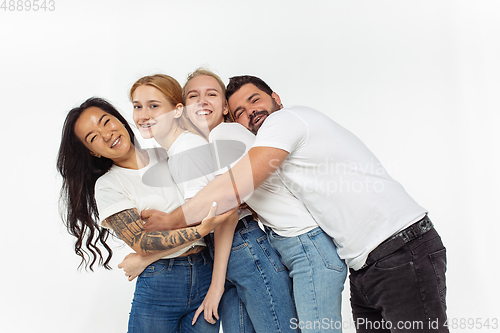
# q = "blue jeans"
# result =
<box><xmin>349</xmin><ymin>228</ymin><xmax>448</xmax><ymax>332</ymax></box>
<box><xmin>267</xmin><ymin>227</ymin><xmax>347</xmax><ymax>333</ymax></box>
<box><xmin>127</xmin><ymin>248</ymin><xmax>220</xmax><ymax>333</ymax></box>
<box><xmin>215</xmin><ymin>218</ymin><xmax>299</xmax><ymax>333</ymax></box>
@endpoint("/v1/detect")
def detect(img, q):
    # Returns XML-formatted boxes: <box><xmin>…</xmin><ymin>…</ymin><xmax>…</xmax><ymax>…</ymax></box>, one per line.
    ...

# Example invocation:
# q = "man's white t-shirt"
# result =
<box><xmin>252</xmin><ymin>106</ymin><xmax>427</xmax><ymax>270</ymax></box>
<box><xmin>210</xmin><ymin>122</ymin><xmax>318</xmax><ymax>237</ymax></box>
<box><xmin>95</xmin><ymin>148</ymin><xmax>205</xmax><ymax>259</ymax></box>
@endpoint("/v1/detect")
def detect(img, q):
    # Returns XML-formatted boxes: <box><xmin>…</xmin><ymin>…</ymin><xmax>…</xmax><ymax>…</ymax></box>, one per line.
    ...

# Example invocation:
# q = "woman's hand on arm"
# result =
<box><xmin>117</xmin><ymin>252</ymin><xmax>158</xmax><ymax>282</ymax></box>
<box><xmin>117</xmin><ymin>244</ymin><xmax>195</xmax><ymax>281</ymax></box>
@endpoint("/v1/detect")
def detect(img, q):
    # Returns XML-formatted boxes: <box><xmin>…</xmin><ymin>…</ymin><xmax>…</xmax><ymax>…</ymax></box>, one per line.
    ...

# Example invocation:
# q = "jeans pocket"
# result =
<box><xmin>429</xmin><ymin>248</ymin><xmax>447</xmax><ymax>309</ymax></box>
<box><xmin>257</xmin><ymin>234</ymin><xmax>287</xmax><ymax>272</ymax></box>
<box><xmin>374</xmin><ymin>246</ymin><xmax>414</xmax><ymax>271</ymax></box>
<box><xmin>308</xmin><ymin>229</ymin><xmax>345</xmax><ymax>272</ymax></box>
<box><xmin>140</xmin><ymin>261</ymin><xmax>167</xmax><ymax>277</ymax></box>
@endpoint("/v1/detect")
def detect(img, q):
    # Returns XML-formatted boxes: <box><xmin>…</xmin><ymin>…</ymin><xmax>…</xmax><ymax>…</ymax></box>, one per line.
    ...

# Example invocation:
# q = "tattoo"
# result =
<box><xmin>104</xmin><ymin>209</ymin><xmax>202</xmax><ymax>254</ymax></box>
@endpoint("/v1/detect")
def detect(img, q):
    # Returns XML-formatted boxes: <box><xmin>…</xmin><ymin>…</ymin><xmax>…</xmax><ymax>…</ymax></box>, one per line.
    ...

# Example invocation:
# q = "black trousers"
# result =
<box><xmin>349</xmin><ymin>228</ymin><xmax>448</xmax><ymax>332</ymax></box>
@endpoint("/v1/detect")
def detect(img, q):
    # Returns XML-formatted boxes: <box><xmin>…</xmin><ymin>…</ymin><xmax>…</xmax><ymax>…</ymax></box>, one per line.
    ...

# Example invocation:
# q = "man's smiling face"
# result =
<box><xmin>228</xmin><ymin>83</ymin><xmax>282</xmax><ymax>134</ymax></box>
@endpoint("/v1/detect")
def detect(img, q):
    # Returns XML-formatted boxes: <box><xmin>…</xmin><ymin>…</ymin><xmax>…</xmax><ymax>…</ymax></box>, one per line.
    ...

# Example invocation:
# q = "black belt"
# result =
<box><xmin>235</xmin><ymin>215</ymin><xmax>255</xmax><ymax>232</ymax></box>
<box><xmin>362</xmin><ymin>215</ymin><xmax>434</xmax><ymax>269</ymax></box>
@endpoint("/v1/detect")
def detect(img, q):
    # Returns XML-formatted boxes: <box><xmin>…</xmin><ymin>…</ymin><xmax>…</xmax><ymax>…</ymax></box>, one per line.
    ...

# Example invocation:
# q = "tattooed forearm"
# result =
<box><xmin>139</xmin><ymin>228</ymin><xmax>201</xmax><ymax>254</ymax></box>
<box><xmin>104</xmin><ymin>209</ymin><xmax>143</xmax><ymax>247</ymax></box>
<box><xmin>104</xmin><ymin>208</ymin><xmax>202</xmax><ymax>254</ymax></box>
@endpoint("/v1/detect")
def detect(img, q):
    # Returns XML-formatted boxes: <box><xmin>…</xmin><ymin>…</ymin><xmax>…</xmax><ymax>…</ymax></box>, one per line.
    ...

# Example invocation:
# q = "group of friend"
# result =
<box><xmin>57</xmin><ymin>68</ymin><xmax>449</xmax><ymax>333</ymax></box>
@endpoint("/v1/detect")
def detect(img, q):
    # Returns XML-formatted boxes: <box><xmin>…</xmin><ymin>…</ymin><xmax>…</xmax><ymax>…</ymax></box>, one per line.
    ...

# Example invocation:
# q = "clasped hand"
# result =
<box><xmin>141</xmin><ymin>209</ymin><xmax>183</xmax><ymax>231</ymax></box>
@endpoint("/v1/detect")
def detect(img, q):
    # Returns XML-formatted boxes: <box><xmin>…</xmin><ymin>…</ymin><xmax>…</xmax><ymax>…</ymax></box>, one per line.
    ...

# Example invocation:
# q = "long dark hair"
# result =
<box><xmin>56</xmin><ymin>97</ymin><xmax>138</xmax><ymax>270</ymax></box>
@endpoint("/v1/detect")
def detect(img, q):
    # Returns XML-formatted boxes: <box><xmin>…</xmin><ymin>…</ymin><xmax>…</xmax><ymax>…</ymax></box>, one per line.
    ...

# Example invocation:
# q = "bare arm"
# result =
<box><xmin>142</xmin><ymin>147</ymin><xmax>289</xmax><ymax>230</ymax></box>
<box><xmin>177</xmin><ymin>147</ymin><xmax>290</xmax><ymax>226</ymax></box>
<box><xmin>105</xmin><ymin>207</ymin><xmax>214</xmax><ymax>255</ymax></box>
<box><xmin>192</xmin><ymin>215</ymin><xmax>239</xmax><ymax>324</ymax></box>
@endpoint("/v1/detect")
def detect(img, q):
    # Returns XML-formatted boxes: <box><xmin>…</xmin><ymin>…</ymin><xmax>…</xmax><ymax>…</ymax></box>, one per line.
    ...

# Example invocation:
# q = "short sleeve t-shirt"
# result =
<box><xmin>252</xmin><ymin>106</ymin><xmax>427</xmax><ymax>269</ymax></box>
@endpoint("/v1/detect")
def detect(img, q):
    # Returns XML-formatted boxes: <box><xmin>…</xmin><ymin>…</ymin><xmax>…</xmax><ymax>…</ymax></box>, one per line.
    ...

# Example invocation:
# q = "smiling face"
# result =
<box><xmin>74</xmin><ymin>106</ymin><xmax>134</xmax><ymax>165</ymax></box>
<box><xmin>228</xmin><ymin>83</ymin><xmax>282</xmax><ymax>134</ymax></box>
<box><xmin>132</xmin><ymin>85</ymin><xmax>179</xmax><ymax>141</ymax></box>
<box><xmin>183</xmin><ymin>75</ymin><xmax>228</xmax><ymax>136</ymax></box>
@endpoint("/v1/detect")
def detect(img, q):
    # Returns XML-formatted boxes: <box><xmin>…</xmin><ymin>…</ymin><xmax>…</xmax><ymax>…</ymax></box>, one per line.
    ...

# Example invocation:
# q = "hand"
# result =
<box><xmin>200</xmin><ymin>202</ymin><xmax>239</xmax><ymax>233</ymax></box>
<box><xmin>192</xmin><ymin>284</ymin><xmax>224</xmax><ymax>325</ymax></box>
<box><xmin>117</xmin><ymin>253</ymin><xmax>149</xmax><ymax>281</ymax></box>
<box><xmin>142</xmin><ymin>209</ymin><xmax>186</xmax><ymax>231</ymax></box>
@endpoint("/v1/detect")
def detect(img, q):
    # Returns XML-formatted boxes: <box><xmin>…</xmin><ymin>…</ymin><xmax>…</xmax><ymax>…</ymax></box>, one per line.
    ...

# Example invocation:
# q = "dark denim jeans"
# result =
<box><xmin>349</xmin><ymin>228</ymin><xmax>448</xmax><ymax>333</ymax></box>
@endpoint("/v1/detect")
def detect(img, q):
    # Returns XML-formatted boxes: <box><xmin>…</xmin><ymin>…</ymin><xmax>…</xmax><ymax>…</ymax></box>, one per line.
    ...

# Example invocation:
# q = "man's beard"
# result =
<box><xmin>248</xmin><ymin>99</ymin><xmax>281</xmax><ymax>134</ymax></box>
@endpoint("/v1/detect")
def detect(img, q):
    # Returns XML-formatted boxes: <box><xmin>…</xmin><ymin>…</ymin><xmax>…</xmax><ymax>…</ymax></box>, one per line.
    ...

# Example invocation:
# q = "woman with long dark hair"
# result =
<box><xmin>57</xmin><ymin>96</ymin><xmax>235</xmax><ymax>332</ymax></box>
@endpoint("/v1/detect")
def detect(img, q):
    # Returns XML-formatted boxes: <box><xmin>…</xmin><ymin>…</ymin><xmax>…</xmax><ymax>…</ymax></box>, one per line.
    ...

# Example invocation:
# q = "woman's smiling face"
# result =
<box><xmin>74</xmin><ymin>106</ymin><xmax>133</xmax><ymax>162</ymax></box>
<box><xmin>183</xmin><ymin>75</ymin><xmax>228</xmax><ymax>135</ymax></box>
<box><xmin>132</xmin><ymin>84</ymin><xmax>178</xmax><ymax>140</ymax></box>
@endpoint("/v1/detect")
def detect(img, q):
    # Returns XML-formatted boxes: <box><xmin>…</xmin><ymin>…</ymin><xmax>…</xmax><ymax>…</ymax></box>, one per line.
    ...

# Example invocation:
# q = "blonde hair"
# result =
<box><xmin>130</xmin><ymin>74</ymin><xmax>206</xmax><ymax>138</ymax></box>
<box><xmin>183</xmin><ymin>68</ymin><xmax>235</xmax><ymax>122</ymax></box>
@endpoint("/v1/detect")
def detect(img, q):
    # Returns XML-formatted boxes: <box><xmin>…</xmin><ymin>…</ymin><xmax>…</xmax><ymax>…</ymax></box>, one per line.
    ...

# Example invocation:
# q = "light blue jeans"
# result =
<box><xmin>127</xmin><ymin>248</ymin><xmax>220</xmax><ymax>333</ymax></box>
<box><xmin>267</xmin><ymin>227</ymin><xmax>347</xmax><ymax>333</ymax></box>
<box><xmin>216</xmin><ymin>217</ymin><xmax>299</xmax><ymax>333</ymax></box>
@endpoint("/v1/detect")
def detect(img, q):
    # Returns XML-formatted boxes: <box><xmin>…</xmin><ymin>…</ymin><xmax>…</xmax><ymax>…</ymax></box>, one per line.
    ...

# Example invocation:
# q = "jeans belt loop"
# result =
<box><xmin>200</xmin><ymin>249</ymin><xmax>207</xmax><ymax>265</ymax></box>
<box><xmin>242</xmin><ymin>215</ymin><xmax>251</xmax><ymax>228</ymax></box>
<box><xmin>168</xmin><ymin>258</ymin><xmax>175</xmax><ymax>271</ymax></box>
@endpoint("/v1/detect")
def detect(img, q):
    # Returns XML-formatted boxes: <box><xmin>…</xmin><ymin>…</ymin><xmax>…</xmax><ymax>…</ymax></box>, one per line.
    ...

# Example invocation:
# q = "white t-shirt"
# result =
<box><xmin>168</xmin><ymin>131</ymin><xmax>216</xmax><ymax>200</ymax></box>
<box><xmin>168</xmin><ymin>131</ymin><xmax>252</xmax><ymax>220</ymax></box>
<box><xmin>252</xmin><ymin>106</ymin><xmax>427</xmax><ymax>270</ymax></box>
<box><xmin>209</xmin><ymin>122</ymin><xmax>318</xmax><ymax>237</ymax></box>
<box><xmin>95</xmin><ymin>148</ymin><xmax>205</xmax><ymax>259</ymax></box>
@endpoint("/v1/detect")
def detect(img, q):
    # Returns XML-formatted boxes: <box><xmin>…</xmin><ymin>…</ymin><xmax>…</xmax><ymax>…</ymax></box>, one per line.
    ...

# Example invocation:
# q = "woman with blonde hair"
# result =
<box><xmin>121</xmin><ymin>69</ymin><xmax>298</xmax><ymax>332</ymax></box>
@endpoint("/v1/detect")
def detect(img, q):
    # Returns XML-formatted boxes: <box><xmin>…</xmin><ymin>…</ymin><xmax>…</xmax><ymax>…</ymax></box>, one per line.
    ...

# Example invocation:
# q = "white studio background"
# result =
<box><xmin>1</xmin><ymin>1</ymin><xmax>498</xmax><ymax>332</ymax></box>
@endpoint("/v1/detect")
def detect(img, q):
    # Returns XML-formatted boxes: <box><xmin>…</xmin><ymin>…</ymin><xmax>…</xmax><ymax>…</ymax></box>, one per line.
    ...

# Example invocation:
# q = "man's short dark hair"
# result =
<box><xmin>226</xmin><ymin>75</ymin><xmax>274</xmax><ymax>101</ymax></box>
